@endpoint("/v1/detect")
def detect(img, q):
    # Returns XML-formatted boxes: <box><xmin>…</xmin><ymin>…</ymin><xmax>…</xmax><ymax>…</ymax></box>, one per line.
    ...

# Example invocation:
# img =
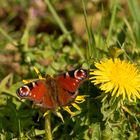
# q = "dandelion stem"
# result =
<box><xmin>45</xmin><ymin>112</ymin><xmax>53</xmax><ymax>140</ymax></box>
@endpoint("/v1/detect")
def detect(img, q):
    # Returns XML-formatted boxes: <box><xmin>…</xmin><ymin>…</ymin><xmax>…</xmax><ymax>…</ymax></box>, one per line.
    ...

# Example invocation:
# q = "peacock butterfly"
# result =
<box><xmin>17</xmin><ymin>69</ymin><xmax>87</xmax><ymax>109</ymax></box>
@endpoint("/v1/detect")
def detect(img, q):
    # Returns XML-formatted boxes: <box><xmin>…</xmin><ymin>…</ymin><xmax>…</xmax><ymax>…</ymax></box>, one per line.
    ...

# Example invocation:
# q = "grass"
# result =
<box><xmin>0</xmin><ymin>0</ymin><xmax>140</xmax><ymax>139</ymax></box>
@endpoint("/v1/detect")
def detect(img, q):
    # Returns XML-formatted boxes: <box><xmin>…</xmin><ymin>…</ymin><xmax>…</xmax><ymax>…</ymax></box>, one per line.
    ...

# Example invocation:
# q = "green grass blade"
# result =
<box><xmin>128</xmin><ymin>0</ymin><xmax>140</xmax><ymax>46</ymax></box>
<box><xmin>106</xmin><ymin>0</ymin><xmax>118</xmax><ymax>47</ymax></box>
<box><xmin>82</xmin><ymin>0</ymin><xmax>96</xmax><ymax>60</ymax></box>
<box><xmin>128</xmin><ymin>0</ymin><xmax>140</xmax><ymax>25</ymax></box>
<box><xmin>0</xmin><ymin>27</ymin><xmax>17</xmax><ymax>46</ymax></box>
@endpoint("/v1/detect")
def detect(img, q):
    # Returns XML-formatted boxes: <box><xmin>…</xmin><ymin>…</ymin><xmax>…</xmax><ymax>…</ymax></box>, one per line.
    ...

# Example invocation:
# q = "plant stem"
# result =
<box><xmin>45</xmin><ymin>112</ymin><xmax>53</xmax><ymax>140</ymax></box>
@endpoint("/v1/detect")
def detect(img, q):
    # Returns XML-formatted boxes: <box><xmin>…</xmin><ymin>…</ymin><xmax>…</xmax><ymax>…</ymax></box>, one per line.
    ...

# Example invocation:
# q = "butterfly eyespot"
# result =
<box><xmin>18</xmin><ymin>85</ymin><xmax>30</xmax><ymax>97</ymax></box>
<box><xmin>74</xmin><ymin>70</ymin><xmax>87</xmax><ymax>80</ymax></box>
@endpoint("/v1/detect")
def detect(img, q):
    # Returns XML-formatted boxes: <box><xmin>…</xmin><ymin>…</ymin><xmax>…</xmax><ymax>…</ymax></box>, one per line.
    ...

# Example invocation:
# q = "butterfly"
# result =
<box><xmin>16</xmin><ymin>69</ymin><xmax>87</xmax><ymax>109</ymax></box>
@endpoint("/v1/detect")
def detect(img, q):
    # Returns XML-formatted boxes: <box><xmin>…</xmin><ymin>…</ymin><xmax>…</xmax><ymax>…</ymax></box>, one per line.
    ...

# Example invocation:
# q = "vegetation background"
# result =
<box><xmin>0</xmin><ymin>0</ymin><xmax>140</xmax><ymax>139</ymax></box>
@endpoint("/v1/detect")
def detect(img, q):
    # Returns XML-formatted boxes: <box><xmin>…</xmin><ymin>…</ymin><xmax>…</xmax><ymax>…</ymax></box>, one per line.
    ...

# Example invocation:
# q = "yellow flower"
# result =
<box><xmin>90</xmin><ymin>58</ymin><xmax>140</xmax><ymax>101</ymax></box>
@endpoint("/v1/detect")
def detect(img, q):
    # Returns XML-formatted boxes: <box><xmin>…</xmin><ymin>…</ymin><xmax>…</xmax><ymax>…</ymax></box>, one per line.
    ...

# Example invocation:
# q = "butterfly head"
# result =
<box><xmin>74</xmin><ymin>69</ymin><xmax>87</xmax><ymax>80</ymax></box>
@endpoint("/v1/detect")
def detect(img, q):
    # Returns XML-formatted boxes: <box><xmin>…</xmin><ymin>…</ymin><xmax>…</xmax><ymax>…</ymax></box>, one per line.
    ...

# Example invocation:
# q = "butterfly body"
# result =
<box><xmin>17</xmin><ymin>69</ymin><xmax>87</xmax><ymax>109</ymax></box>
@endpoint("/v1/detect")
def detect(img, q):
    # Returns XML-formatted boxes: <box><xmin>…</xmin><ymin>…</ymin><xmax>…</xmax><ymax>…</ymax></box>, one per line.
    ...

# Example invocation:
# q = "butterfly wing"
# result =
<box><xmin>55</xmin><ymin>69</ymin><xmax>87</xmax><ymax>106</ymax></box>
<box><xmin>17</xmin><ymin>69</ymin><xmax>87</xmax><ymax>109</ymax></box>
<box><xmin>17</xmin><ymin>80</ymin><xmax>57</xmax><ymax>109</ymax></box>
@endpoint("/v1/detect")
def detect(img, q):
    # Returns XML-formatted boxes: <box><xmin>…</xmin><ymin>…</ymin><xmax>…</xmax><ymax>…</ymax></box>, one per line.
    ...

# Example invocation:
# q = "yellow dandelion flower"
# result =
<box><xmin>90</xmin><ymin>58</ymin><xmax>140</xmax><ymax>101</ymax></box>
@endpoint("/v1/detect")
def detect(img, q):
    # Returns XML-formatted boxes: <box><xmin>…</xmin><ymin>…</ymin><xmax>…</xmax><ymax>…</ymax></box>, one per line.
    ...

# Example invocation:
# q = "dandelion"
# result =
<box><xmin>90</xmin><ymin>58</ymin><xmax>140</xmax><ymax>101</ymax></box>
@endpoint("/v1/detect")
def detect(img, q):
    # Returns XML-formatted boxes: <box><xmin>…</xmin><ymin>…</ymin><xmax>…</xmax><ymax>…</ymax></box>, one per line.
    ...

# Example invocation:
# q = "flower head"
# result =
<box><xmin>90</xmin><ymin>58</ymin><xmax>140</xmax><ymax>101</ymax></box>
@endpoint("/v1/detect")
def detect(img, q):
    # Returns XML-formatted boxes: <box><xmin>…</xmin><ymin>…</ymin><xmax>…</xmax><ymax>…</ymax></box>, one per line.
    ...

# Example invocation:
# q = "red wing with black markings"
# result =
<box><xmin>16</xmin><ymin>69</ymin><xmax>87</xmax><ymax>109</ymax></box>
